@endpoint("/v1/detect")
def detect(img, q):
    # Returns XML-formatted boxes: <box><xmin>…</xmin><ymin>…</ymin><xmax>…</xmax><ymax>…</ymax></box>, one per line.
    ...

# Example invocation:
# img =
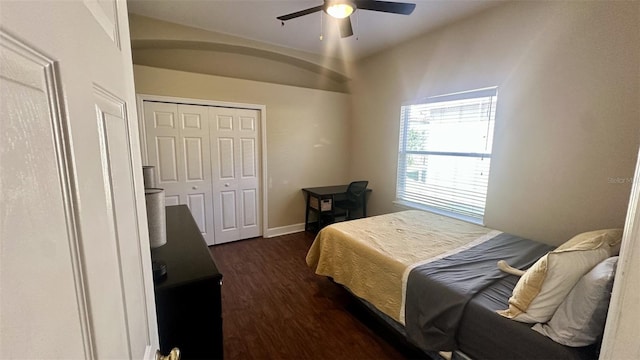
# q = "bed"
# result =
<box><xmin>306</xmin><ymin>210</ymin><xmax>608</xmax><ymax>360</ymax></box>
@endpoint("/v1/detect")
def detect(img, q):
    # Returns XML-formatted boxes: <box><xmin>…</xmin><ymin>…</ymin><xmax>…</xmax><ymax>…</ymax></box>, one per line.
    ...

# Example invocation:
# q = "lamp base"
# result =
<box><xmin>152</xmin><ymin>259</ymin><xmax>167</xmax><ymax>282</ymax></box>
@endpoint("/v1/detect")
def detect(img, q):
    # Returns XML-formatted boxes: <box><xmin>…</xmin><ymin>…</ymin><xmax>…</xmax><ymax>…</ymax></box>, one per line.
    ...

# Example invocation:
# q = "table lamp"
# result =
<box><xmin>143</xmin><ymin>165</ymin><xmax>167</xmax><ymax>281</ymax></box>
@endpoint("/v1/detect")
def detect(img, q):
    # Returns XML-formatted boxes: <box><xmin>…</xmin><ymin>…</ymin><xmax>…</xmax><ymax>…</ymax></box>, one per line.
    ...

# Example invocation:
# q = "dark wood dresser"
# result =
<box><xmin>153</xmin><ymin>205</ymin><xmax>223</xmax><ymax>359</ymax></box>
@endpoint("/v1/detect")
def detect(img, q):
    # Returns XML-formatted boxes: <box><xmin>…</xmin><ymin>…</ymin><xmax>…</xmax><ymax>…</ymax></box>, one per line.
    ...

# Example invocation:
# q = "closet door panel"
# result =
<box><xmin>236</xmin><ymin>109</ymin><xmax>261</xmax><ymax>239</ymax></box>
<box><xmin>144</xmin><ymin>102</ymin><xmax>215</xmax><ymax>245</ymax></box>
<box><xmin>156</xmin><ymin>136</ymin><xmax>179</xmax><ymax>183</ymax></box>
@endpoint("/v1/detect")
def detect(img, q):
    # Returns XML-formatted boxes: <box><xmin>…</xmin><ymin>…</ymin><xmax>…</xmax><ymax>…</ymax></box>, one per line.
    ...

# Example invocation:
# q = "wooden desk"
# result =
<box><xmin>153</xmin><ymin>205</ymin><xmax>223</xmax><ymax>359</ymax></box>
<box><xmin>302</xmin><ymin>185</ymin><xmax>372</xmax><ymax>232</ymax></box>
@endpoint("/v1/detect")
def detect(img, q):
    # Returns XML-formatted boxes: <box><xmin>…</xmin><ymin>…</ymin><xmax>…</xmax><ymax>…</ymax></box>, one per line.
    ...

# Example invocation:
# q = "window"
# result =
<box><xmin>396</xmin><ymin>87</ymin><xmax>498</xmax><ymax>223</ymax></box>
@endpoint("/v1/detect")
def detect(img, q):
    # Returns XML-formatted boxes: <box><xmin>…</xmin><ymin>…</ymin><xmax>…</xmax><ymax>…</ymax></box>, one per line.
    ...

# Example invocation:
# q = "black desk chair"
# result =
<box><xmin>333</xmin><ymin>181</ymin><xmax>369</xmax><ymax>221</ymax></box>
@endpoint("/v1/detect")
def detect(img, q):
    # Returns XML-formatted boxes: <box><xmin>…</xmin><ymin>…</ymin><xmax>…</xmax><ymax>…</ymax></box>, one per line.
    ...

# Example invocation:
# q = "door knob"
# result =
<box><xmin>224</xmin><ymin>183</ymin><xmax>229</xmax><ymax>187</ymax></box>
<box><xmin>156</xmin><ymin>348</ymin><xmax>180</xmax><ymax>360</ymax></box>
<box><xmin>192</xmin><ymin>186</ymin><xmax>198</xmax><ymax>190</ymax></box>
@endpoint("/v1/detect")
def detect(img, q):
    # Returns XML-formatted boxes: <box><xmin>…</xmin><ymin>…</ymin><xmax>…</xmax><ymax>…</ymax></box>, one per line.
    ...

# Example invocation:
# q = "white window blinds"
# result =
<box><xmin>396</xmin><ymin>87</ymin><xmax>498</xmax><ymax>223</ymax></box>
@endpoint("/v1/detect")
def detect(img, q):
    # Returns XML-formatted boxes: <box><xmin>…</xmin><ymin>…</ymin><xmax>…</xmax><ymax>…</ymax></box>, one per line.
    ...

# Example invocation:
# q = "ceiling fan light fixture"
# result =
<box><xmin>326</xmin><ymin>1</ymin><xmax>355</xmax><ymax>19</ymax></box>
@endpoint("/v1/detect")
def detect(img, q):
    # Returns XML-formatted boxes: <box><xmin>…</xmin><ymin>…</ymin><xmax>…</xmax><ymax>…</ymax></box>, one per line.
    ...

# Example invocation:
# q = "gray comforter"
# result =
<box><xmin>404</xmin><ymin>233</ymin><xmax>553</xmax><ymax>351</ymax></box>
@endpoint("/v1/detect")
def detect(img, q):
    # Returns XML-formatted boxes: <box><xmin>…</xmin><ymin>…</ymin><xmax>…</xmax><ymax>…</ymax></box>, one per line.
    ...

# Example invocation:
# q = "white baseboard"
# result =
<box><xmin>265</xmin><ymin>223</ymin><xmax>305</xmax><ymax>238</ymax></box>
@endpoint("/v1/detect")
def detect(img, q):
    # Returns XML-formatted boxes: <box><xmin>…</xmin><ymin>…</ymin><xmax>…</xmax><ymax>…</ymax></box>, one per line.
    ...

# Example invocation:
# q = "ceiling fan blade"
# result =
<box><xmin>277</xmin><ymin>5</ymin><xmax>324</xmax><ymax>21</ymax></box>
<box><xmin>338</xmin><ymin>17</ymin><xmax>354</xmax><ymax>38</ymax></box>
<box><xmin>354</xmin><ymin>0</ymin><xmax>416</xmax><ymax>15</ymax></box>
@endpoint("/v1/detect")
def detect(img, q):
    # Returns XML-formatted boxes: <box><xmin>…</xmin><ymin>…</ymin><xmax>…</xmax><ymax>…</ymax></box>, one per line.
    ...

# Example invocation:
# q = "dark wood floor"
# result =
<box><xmin>209</xmin><ymin>231</ymin><xmax>427</xmax><ymax>360</ymax></box>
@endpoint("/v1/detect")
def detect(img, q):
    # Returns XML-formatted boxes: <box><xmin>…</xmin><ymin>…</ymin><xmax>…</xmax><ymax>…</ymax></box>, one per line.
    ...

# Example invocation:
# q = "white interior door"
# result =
<box><xmin>211</xmin><ymin>107</ymin><xmax>262</xmax><ymax>244</ymax></box>
<box><xmin>143</xmin><ymin>101</ymin><xmax>215</xmax><ymax>245</ymax></box>
<box><xmin>1</xmin><ymin>1</ymin><xmax>157</xmax><ymax>359</ymax></box>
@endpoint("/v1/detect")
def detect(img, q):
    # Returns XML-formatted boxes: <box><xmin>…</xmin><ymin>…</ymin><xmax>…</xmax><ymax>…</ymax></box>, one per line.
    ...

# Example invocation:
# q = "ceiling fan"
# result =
<box><xmin>277</xmin><ymin>0</ymin><xmax>416</xmax><ymax>38</ymax></box>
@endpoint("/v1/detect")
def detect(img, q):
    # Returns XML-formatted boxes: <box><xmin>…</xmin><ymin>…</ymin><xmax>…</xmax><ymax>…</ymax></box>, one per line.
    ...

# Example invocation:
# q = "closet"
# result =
<box><xmin>142</xmin><ymin>100</ymin><xmax>262</xmax><ymax>245</ymax></box>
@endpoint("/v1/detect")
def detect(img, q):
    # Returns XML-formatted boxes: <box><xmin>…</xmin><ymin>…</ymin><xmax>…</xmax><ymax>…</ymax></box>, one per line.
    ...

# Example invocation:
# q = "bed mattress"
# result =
<box><xmin>306</xmin><ymin>210</ymin><xmax>499</xmax><ymax>323</ymax></box>
<box><xmin>456</xmin><ymin>276</ymin><xmax>599</xmax><ymax>360</ymax></box>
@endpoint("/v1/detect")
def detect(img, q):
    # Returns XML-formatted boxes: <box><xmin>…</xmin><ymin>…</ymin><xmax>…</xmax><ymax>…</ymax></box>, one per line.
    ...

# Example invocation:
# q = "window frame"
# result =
<box><xmin>395</xmin><ymin>87</ymin><xmax>498</xmax><ymax>224</ymax></box>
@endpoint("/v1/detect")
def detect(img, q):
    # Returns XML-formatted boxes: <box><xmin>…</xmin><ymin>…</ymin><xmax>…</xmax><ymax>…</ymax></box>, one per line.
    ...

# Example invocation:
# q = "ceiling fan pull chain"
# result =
<box><xmin>319</xmin><ymin>12</ymin><xmax>324</xmax><ymax>40</ymax></box>
<box><xmin>355</xmin><ymin>10</ymin><xmax>359</xmax><ymax>40</ymax></box>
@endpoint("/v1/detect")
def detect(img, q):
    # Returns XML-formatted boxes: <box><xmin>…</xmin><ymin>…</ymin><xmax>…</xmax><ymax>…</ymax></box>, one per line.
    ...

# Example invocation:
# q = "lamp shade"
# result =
<box><xmin>145</xmin><ymin>188</ymin><xmax>166</xmax><ymax>249</ymax></box>
<box><xmin>142</xmin><ymin>165</ymin><xmax>156</xmax><ymax>189</ymax></box>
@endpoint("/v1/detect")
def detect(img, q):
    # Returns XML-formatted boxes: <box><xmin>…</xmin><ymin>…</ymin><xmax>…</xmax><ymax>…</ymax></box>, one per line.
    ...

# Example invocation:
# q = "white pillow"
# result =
<box><xmin>532</xmin><ymin>256</ymin><xmax>618</xmax><ymax>346</ymax></box>
<box><xmin>498</xmin><ymin>229</ymin><xmax>622</xmax><ymax>323</ymax></box>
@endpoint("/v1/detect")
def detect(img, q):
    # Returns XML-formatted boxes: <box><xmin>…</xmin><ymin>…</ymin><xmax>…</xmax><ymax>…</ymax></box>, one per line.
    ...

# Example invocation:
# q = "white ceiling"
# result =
<box><xmin>127</xmin><ymin>0</ymin><xmax>502</xmax><ymax>60</ymax></box>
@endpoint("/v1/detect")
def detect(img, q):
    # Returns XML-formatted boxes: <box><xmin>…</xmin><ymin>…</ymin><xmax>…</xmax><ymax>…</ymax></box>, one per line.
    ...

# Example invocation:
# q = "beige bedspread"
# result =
<box><xmin>305</xmin><ymin>210</ymin><xmax>500</xmax><ymax>324</ymax></box>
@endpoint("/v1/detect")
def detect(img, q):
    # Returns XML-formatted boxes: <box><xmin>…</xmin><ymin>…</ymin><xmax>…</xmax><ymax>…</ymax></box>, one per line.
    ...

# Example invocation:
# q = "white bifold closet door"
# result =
<box><xmin>143</xmin><ymin>101</ymin><xmax>261</xmax><ymax>245</ymax></box>
<box><xmin>209</xmin><ymin>107</ymin><xmax>262</xmax><ymax>244</ymax></box>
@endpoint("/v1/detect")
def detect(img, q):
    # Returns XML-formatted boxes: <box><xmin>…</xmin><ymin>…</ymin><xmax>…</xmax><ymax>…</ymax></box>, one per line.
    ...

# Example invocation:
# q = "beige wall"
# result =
<box><xmin>350</xmin><ymin>1</ymin><xmax>640</xmax><ymax>245</ymax></box>
<box><xmin>133</xmin><ymin>65</ymin><xmax>351</xmax><ymax>229</ymax></box>
<box><xmin>129</xmin><ymin>14</ymin><xmax>351</xmax><ymax>93</ymax></box>
<box><xmin>132</xmin><ymin>47</ymin><xmax>349</xmax><ymax>93</ymax></box>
